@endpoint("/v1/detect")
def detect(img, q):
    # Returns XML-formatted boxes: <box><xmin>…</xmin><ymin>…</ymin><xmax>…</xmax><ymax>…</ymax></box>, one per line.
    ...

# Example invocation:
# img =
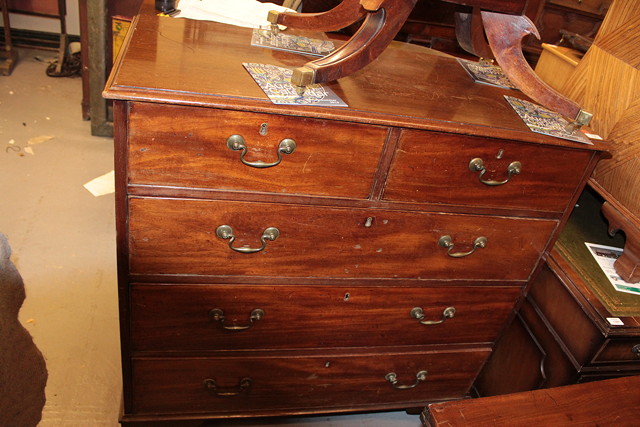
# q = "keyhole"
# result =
<box><xmin>496</xmin><ymin>149</ymin><xmax>504</xmax><ymax>159</ymax></box>
<box><xmin>259</xmin><ymin>123</ymin><xmax>268</xmax><ymax>135</ymax></box>
<box><xmin>344</xmin><ymin>293</ymin><xmax>350</xmax><ymax>301</ymax></box>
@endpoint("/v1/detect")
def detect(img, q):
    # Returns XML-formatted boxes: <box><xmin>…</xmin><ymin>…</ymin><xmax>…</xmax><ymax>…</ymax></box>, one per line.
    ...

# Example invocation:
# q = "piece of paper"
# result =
<box><xmin>457</xmin><ymin>58</ymin><xmax>518</xmax><ymax>89</ymax></box>
<box><xmin>585</xmin><ymin>242</ymin><xmax>640</xmax><ymax>296</ymax></box>
<box><xmin>28</xmin><ymin>135</ymin><xmax>54</xmax><ymax>145</ymax></box>
<box><xmin>607</xmin><ymin>317</ymin><xmax>624</xmax><ymax>326</ymax></box>
<box><xmin>505</xmin><ymin>96</ymin><xmax>593</xmax><ymax>144</ymax></box>
<box><xmin>83</xmin><ymin>170</ymin><xmax>115</xmax><ymax>197</ymax></box>
<box><xmin>243</xmin><ymin>63</ymin><xmax>347</xmax><ymax>107</ymax></box>
<box><xmin>174</xmin><ymin>0</ymin><xmax>294</xmax><ymax>29</ymax></box>
<box><xmin>251</xmin><ymin>29</ymin><xmax>335</xmax><ymax>57</ymax></box>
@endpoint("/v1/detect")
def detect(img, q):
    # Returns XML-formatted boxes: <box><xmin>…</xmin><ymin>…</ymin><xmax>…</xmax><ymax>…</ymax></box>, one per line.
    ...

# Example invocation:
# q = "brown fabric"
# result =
<box><xmin>0</xmin><ymin>234</ymin><xmax>47</xmax><ymax>427</ymax></box>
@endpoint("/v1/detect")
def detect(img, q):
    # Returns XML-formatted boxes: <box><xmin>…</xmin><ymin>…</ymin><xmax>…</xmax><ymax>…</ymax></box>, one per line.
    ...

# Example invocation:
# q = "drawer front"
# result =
<box><xmin>130</xmin><ymin>349</ymin><xmax>490</xmax><ymax>415</ymax></box>
<box><xmin>128</xmin><ymin>197</ymin><xmax>557</xmax><ymax>281</ymax></box>
<box><xmin>593</xmin><ymin>339</ymin><xmax>640</xmax><ymax>364</ymax></box>
<box><xmin>128</xmin><ymin>102</ymin><xmax>388</xmax><ymax>198</ymax></box>
<box><xmin>383</xmin><ymin>130</ymin><xmax>592</xmax><ymax>213</ymax></box>
<box><xmin>130</xmin><ymin>284</ymin><xmax>521</xmax><ymax>352</ymax></box>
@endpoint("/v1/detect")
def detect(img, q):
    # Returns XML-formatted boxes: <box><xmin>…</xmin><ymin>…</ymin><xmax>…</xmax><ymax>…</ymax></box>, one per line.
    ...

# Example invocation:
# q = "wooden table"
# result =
<box><xmin>424</xmin><ymin>375</ymin><xmax>640</xmax><ymax>426</ymax></box>
<box><xmin>103</xmin><ymin>0</ymin><xmax>606</xmax><ymax>424</ymax></box>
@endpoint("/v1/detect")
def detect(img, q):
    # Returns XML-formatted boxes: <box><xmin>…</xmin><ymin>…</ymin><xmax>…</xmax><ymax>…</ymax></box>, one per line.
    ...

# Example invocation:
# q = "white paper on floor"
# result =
<box><xmin>83</xmin><ymin>170</ymin><xmax>115</xmax><ymax>197</ymax></box>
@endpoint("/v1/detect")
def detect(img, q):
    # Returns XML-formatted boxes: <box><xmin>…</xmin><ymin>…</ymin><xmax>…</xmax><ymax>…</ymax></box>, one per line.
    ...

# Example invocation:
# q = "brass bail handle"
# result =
<box><xmin>203</xmin><ymin>377</ymin><xmax>252</xmax><ymax>397</ymax></box>
<box><xmin>469</xmin><ymin>157</ymin><xmax>521</xmax><ymax>186</ymax></box>
<box><xmin>439</xmin><ymin>235</ymin><xmax>487</xmax><ymax>258</ymax></box>
<box><xmin>632</xmin><ymin>344</ymin><xmax>640</xmax><ymax>359</ymax></box>
<box><xmin>385</xmin><ymin>370</ymin><xmax>428</xmax><ymax>390</ymax></box>
<box><xmin>216</xmin><ymin>225</ymin><xmax>280</xmax><ymax>254</ymax></box>
<box><xmin>226</xmin><ymin>134</ymin><xmax>296</xmax><ymax>168</ymax></box>
<box><xmin>209</xmin><ymin>308</ymin><xmax>265</xmax><ymax>331</ymax></box>
<box><xmin>411</xmin><ymin>306</ymin><xmax>456</xmax><ymax>325</ymax></box>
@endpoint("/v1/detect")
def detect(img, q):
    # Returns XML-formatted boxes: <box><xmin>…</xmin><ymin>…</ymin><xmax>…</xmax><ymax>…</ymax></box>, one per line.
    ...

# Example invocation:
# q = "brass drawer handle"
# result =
<box><xmin>385</xmin><ymin>370</ymin><xmax>428</xmax><ymax>390</ymax></box>
<box><xmin>203</xmin><ymin>377</ymin><xmax>252</xmax><ymax>397</ymax></box>
<box><xmin>226</xmin><ymin>134</ymin><xmax>296</xmax><ymax>168</ymax></box>
<box><xmin>209</xmin><ymin>308</ymin><xmax>265</xmax><ymax>331</ymax></box>
<box><xmin>469</xmin><ymin>157</ymin><xmax>521</xmax><ymax>186</ymax></box>
<box><xmin>410</xmin><ymin>306</ymin><xmax>456</xmax><ymax>325</ymax></box>
<box><xmin>438</xmin><ymin>235</ymin><xmax>487</xmax><ymax>258</ymax></box>
<box><xmin>216</xmin><ymin>225</ymin><xmax>280</xmax><ymax>254</ymax></box>
<box><xmin>632</xmin><ymin>344</ymin><xmax>640</xmax><ymax>358</ymax></box>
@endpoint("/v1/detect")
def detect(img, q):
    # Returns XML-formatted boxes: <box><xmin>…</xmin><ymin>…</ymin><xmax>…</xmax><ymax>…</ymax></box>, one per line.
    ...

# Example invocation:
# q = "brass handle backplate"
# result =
<box><xmin>209</xmin><ymin>308</ymin><xmax>265</xmax><ymax>331</ymax></box>
<box><xmin>438</xmin><ymin>235</ymin><xmax>487</xmax><ymax>258</ymax></box>
<box><xmin>411</xmin><ymin>306</ymin><xmax>456</xmax><ymax>325</ymax></box>
<box><xmin>385</xmin><ymin>370</ymin><xmax>428</xmax><ymax>390</ymax></box>
<box><xmin>203</xmin><ymin>377</ymin><xmax>252</xmax><ymax>397</ymax></box>
<box><xmin>227</xmin><ymin>134</ymin><xmax>296</xmax><ymax>168</ymax></box>
<box><xmin>469</xmin><ymin>157</ymin><xmax>521</xmax><ymax>186</ymax></box>
<box><xmin>632</xmin><ymin>344</ymin><xmax>640</xmax><ymax>358</ymax></box>
<box><xmin>216</xmin><ymin>225</ymin><xmax>280</xmax><ymax>254</ymax></box>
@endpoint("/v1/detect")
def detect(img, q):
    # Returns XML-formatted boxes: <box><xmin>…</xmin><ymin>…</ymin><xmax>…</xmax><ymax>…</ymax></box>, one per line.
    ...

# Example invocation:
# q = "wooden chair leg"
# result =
<box><xmin>481</xmin><ymin>11</ymin><xmax>592</xmax><ymax>127</ymax></box>
<box><xmin>268</xmin><ymin>0</ymin><xmax>366</xmax><ymax>33</ymax></box>
<box><xmin>455</xmin><ymin>7</ymin><xmax>493</xmax><ymax>60</ymax></box>
<box><xmin>291</xmin><ymin>0</ymin><xmax>418</xmax><ymax>92</ymax></box>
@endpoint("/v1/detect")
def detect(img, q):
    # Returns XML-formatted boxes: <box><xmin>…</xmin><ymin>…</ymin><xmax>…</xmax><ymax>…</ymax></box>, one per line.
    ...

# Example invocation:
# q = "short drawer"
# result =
<box><xmin>592</xmin><ymin>339</ymin><xmax>640</xmax><ymax>364</ymax></box>
<box><xmin>383</xmin><ymin>130</ymin><xmax>592</xmax><ymax>213</ymax></box>
<box><xmin>130</xmin><ymin>348</ymin><xmax>490</xmax><ymax>415</ymax></box>
<box><xmin>128</xmin><ymin>197</ymin><xmax>557</xmax><ymax>281</ymax></box>
<box><xmin>127</xmin><ymin>102</ymin><xmax>388</xmax><ymax>199</ymax></box>
<box><xmin>130</xmin><ymin>284</ymin><xmax>521</xmax><ymax>352</ymax></box>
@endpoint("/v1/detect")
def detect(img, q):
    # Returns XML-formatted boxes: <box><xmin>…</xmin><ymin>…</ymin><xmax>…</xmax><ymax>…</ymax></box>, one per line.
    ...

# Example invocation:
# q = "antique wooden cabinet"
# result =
<box><xmin>103</xmin><ymin>1</ymin><xmax>605</xmax><ymax>424</ymax></box>
<box><xmin>474</xmin><ymin>187</ymin><xmax>640</xmax><ymax>396</ymax></box>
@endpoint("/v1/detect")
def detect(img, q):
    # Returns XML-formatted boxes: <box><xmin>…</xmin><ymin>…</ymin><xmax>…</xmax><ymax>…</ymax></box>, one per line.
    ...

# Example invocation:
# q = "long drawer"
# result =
<box><xmin>384</xmin><ymin>130</ymin><xmax>592</xmax><ymax>213</ymax></box>
<box><xmin>130</xmin><ymin>284</ymin><xmax>521</xmax><ymax>352</ymax></box>
<box><xmin>128</xmin><ymin>197</ymin><xmax>557</xmax><ymax>281</ymax></box>
<box><xmin>130</xmin><ymin>348</ymin><xmax>490</xmax><ymax>415</ymax></box>
<box><xmin>127</xmin><ymin>102</ymin><xmax>388</xmax><ymax>199</ymax></box>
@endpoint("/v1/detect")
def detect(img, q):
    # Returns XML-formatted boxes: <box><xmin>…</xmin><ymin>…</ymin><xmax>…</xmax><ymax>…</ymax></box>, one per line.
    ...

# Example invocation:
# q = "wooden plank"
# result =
<box><xmin>424</xmin><ymin>375</ymin><xmax>640</xmax><ymax>426</ymax></box>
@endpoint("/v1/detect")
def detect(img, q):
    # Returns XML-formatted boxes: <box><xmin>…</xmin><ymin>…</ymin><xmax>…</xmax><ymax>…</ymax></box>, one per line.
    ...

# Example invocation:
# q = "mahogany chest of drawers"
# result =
<box><xmin>103</xmin><ymin>1</ymin><xmax>605</xmax><ymax>424</ymax></box>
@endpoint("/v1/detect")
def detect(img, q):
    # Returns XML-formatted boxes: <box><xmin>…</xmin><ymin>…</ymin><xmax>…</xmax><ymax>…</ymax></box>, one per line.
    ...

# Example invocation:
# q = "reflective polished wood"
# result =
<box><xmin>104</xmin><ymin>1</ymin><xmax>607</xmax><ymax>425</ymax></box>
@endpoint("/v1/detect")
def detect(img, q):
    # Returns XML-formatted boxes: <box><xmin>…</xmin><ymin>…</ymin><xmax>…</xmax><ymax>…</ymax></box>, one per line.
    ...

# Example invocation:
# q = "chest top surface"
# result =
<box><xmin>103</xmin><ymin>0</ymin><xmax>606</xmax><ymax>152</ymax></box>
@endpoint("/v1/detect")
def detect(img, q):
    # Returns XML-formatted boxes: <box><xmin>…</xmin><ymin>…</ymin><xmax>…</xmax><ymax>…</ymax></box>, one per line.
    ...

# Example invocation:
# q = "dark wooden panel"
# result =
<box><xmin>130</xmin><ymin>284</ymin><xmax>521</xmax><ymax>351</ymax></box>
<box><xmin>131</xmin><ymin>348</ymin><xmax>490</xmax><ymax>415</ymax></box>
<box><xmin>128</xmin><ymin>102</ymin><xmax>388</xmax><ymax>199</ymax></box>
<box><xmin>529</xmin><ymin>264</ymin><xmax>603</xmax><ymax>365</ymax></box>
<box><xmin>518</xmin><ymin>297</ymin><xmax>578</xmax><ymax>387</ymax></box>
<box><xmin>128</xmin><ymin>197</ymin><xmax>556</xmax><ymax>280</ymax></box>
<box><xmin>427</xmin><ymin>375</ymin><xmax>640</xmax><ymax>426</ymax></box>
<box><xmin>384</xmin><ymin>130</ymin><xmax>593</xmax><ymax>213</ymax></box>
<box><xmin>474</xmin><ymin>298</ymin><xmax>578</xmax><ymax>396</ymax></box>
<box><xmin>594</xmin><ymin>338</ymin><xmax>640</xmax><ymax>363</ymax></box>
<box><xmin>473</xmin><ymin>310</ymin><xmax>547</xmax><ymax>396</ymax></box>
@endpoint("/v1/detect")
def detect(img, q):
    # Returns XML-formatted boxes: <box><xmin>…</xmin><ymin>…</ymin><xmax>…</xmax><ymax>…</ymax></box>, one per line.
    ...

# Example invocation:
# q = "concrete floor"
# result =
<box><xmin>0</xmin><ymin>49</ymin><xmax>422</xmax><ymax>426</ymax></box>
